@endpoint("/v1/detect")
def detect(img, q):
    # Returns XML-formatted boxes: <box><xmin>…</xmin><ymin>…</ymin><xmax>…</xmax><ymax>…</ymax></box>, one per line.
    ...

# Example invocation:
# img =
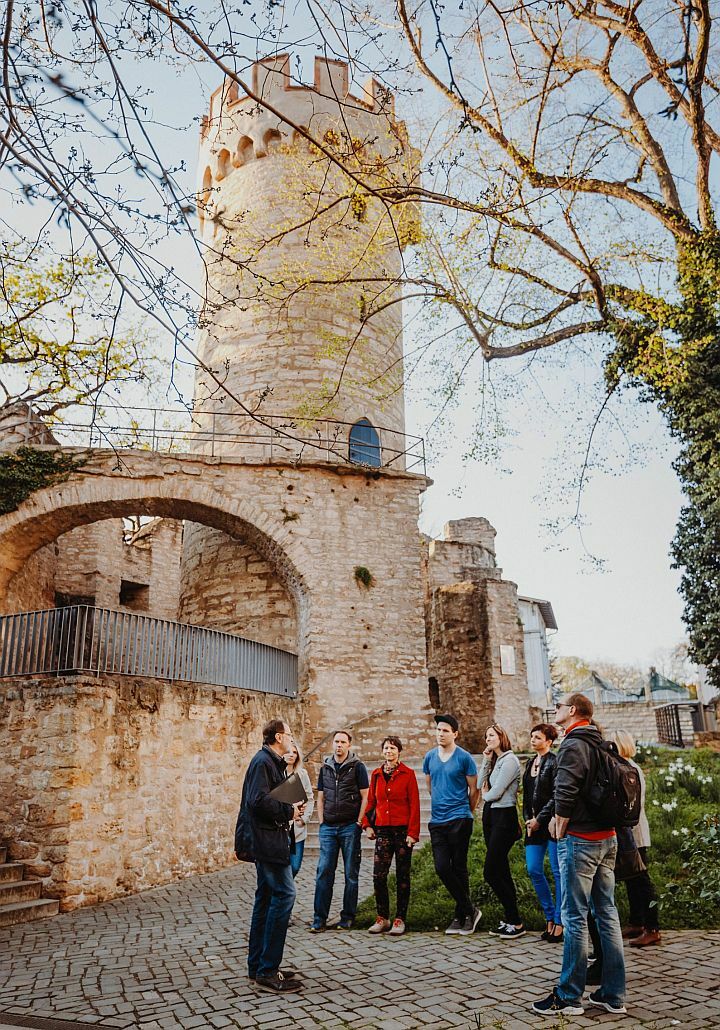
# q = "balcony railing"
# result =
<box><xmin>8</xmin><ymin>403</ymin><xmax>426</xmax><ymax>474</ymax></box>
<box><xmin>0</xmin><ymin>606</ymin><xmax>298</xmax><ymax>697</ymax></box>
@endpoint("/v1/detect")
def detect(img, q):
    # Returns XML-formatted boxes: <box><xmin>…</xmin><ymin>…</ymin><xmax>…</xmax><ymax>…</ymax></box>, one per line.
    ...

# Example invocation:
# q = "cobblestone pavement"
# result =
<box><xmin>1</xmin><ymin>860</ymin><xmax>719</xmax><ymax>1030</ymax></box>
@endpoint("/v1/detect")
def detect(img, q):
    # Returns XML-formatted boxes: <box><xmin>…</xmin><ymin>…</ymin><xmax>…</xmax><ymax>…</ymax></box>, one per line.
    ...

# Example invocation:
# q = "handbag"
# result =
<box><xmin>614</xmin><ymin>826</ymin><xmax>646</xmax><ymax>881</ymax></box>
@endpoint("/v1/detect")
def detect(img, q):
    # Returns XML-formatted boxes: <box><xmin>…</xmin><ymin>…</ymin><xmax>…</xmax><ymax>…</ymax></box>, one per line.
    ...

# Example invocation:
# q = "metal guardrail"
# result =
<box><xmin>0</xmin><ymin>606</ymin><xmax>298</xmax><ymax>697</ymax></box>
<box><xmin>7</xmin><ymin>403</ymin><xmax>426</xmax><ymax>474</ymax></box>
<box><xmin>655</xmin><ymin>703</ymin><xmax>685</xmax><ymax>747</ymax></box>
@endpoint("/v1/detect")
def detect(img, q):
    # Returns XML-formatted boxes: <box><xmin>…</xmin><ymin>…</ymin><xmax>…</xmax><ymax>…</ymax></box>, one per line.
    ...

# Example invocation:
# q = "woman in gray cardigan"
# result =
<box><xmin>479</xmin><ymin>724</ymin><xmax>524</xmax><ymax>939</ymax></box>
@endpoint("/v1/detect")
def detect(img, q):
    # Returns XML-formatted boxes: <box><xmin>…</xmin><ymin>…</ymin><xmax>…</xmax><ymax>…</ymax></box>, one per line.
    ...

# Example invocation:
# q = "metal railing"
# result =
<box><xmin>655</xmin><ymin>703</ymin><xmax>685</xmax><ymax>747</ymax></box>
<box><xmin>0</xmin><ymin>606</ymin><xmax>298</xmax><ymax>697</ymax></box>
<box><xmin>10</xmin><ymin>403</ymin><xmax>426</xmax><ymax>474</ymax></box>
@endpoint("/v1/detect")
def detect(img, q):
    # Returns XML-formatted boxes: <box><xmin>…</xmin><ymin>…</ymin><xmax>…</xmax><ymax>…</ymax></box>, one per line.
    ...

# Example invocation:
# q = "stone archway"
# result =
<box><xmin>0</xmin><ymin>450</ymin><xmax>310</xmax><ymax>650</ymax></box>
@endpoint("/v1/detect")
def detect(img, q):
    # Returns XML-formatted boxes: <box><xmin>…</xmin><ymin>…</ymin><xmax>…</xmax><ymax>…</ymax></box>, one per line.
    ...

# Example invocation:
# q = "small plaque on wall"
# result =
<box><xmin>500</xmin><ymin>645</ymin><xmax>516</xmax><ymax>676</ymax></box>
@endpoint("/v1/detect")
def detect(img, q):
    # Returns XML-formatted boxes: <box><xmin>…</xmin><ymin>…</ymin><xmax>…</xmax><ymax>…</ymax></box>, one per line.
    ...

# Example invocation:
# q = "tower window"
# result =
<box><xmin>349</xmin><ymin>419</ymin><xmax>381</xmax><ymax>467</ymax></box>
<box><xmin>119</xmin><ymin>581</ymin><xmax>149</xmax><ymax>612</ymax></box>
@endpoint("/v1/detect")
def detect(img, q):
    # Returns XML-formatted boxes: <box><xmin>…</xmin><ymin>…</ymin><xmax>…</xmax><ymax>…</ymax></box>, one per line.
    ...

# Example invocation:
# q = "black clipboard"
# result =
<box><xmin>268</xmin><ymin>772</ymin><xmax>309</xmax><ymax>805</ymax></box>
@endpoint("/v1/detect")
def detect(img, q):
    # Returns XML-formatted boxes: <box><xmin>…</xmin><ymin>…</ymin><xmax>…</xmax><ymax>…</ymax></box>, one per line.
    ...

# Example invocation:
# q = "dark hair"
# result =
<box><xmin>381</xmin><ymin>735</ymin><xmax>403</xmax><ymax>752</ymax></box>
<box><xmin>485</xmin><ymin>723</ymin><xmax>513</xmax><ymax>777</ymax></box>
<box><xmin>566</xmin><ymin>693</ymin><xmax>594</xmax><ymax>719</ymax></box>
<box><xmin>333</xmin><ymin>729</ymin><xmax>352</xmax><ymax>743</ymax></box>
<box><xmin>262</xmin><ymin>719</ymin><xmax>287</xmax><ymax>746</ymax></box>
<box><xmin>531</xmin><ymin>723</ymin><xmax>559</xmax><ymax>742</ymax></box>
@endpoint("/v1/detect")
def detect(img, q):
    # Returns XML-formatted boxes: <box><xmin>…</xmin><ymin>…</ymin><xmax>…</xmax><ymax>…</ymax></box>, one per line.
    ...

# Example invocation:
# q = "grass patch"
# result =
<box><xmin>356</xmin><ymin>746</ymin><xmax>720</xmax><ymax>931</ymax></box>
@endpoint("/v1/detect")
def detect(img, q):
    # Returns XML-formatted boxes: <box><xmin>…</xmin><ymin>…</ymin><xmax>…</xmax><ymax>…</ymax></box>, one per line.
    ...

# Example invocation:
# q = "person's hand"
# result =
<box><xmin>554</xmin><ymin>815</ymin><xmax>569</xmax><ymax>840</ymax></box>
<box><xmin>481</xmin><ymin>783</ymin><xmax>490</xmax><ymax>796</ymax></box>
<box><xmin>365</xmin><ymin>827</ymin><xmax>376</xmax><ymax>840</ymax></box>
<box><xmin>548</xmin><ymin>817</ymin><xmax>556</xmax><ymax>839</ymax></box>
<box><xmin>482</xmin><ymin>746</ymin><xmax>493</xmax><ymax>758</ymax></box>
<box><xmin>526</xmin><ymin>818</ymin><xmax>540</xmax><ymax>836</ymax></box>
<box><xmin>405</xmin><ymin>835</ymin><xmax>417</xmax><ymax>847</ymax></box>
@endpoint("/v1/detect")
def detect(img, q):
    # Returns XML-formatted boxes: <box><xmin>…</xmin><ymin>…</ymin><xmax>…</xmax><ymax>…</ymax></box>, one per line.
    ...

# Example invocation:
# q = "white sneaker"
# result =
<box><xmin>388</xmin><ymin>918</ymin><xmax>406</xmax><ymax>936</ymax></box>
<box><xmin>368</xmin><ymin>917</ymin><xmax>391</xmax><ymax>934</ymax></box>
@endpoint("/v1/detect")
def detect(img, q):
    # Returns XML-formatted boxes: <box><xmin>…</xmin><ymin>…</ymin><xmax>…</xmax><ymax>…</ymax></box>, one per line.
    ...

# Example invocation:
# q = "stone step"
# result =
<box><xmin>0</xmin><ymin>897</ymin><xmax>60</xmax><ymax>928</ymax></box>
<box><xmin>0</xmin><ymin>878</ymin><xmax>42</xmax><ymax>906</ymax></box>
<box><xmin>0</xmin><ymin>863</ymin><xmax>25</xmax><ymax>883</ymax></box>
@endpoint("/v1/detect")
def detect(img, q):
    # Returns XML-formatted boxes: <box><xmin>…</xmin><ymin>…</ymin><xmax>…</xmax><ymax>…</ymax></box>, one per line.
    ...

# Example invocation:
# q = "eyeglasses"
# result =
<box><xmin>555</xmin><ymin>703</ymin><xmax>570</xmax><ymax>710</ymax></box>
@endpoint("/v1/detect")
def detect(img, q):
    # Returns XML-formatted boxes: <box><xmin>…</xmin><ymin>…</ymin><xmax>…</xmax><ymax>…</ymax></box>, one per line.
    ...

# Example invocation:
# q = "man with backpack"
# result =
<box><xmin>532</xmin><ymin>693</ymin><xmax>628</xmax><ymax>1018</ymax></box>
<box><xmin>235</xmin><ymin>719</ymin><xmax>301</xmax><ymax>993</ymax></box>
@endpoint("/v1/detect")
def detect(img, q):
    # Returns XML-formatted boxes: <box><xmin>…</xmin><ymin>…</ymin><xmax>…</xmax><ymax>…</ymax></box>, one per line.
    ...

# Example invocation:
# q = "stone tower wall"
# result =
<box><xmin>194</xmin><ymin>55</ymin><xmax>418</xmax><ymax>451</ymax></box>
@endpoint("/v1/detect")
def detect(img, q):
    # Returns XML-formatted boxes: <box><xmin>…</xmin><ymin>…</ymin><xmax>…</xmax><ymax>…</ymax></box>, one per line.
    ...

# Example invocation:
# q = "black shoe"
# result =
<box><xmin>254</xmin><ymin>972</ymin><xmax>302</xmax><ymax>993</ymax></box>
<box><xmin>457</xmin><ymin>907</ymin><xmax>482</xmax><ymax>935</ymax></box>
<box><xmin>445</xmin><ymin>917</ymin><xmax>464</xmax><ymax>935</ymax></box>
<box><xmin>329</xmin><ymin>919</ymin><xmax>353</xmax><ymax>930</ymax></box>
<box><xmin>492</xmin><ymin>923</ymin><xmax>525</xmax><ymax>940</ymax></box>
<box><xmin>488</xmin><ymin>921</ymin><xmax>506</xmax><ymax>936</ymax></box>
<box><xmin>248</xmin><ymin>967</ymin><xmax>301</xmax><ymax>982</ymax></box>
<box><xmin>586</xmin><ymin>962</ymin><xmax>603</xmax><ymax>986</ymax></box>
<box><xmin>308</xmin><ymin>923</ymin><xmax>327</xmax><ymax>933</ymax></box>
<box><xmin>531</xmin><ymin>990</ymin><xmax>584</xmax><ymax>1015</ymax></box>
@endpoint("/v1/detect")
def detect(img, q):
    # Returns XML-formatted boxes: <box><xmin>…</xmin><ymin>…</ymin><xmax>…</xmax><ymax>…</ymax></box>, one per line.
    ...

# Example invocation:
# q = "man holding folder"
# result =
<box><xmin>238</xmin><ymin>718</ymin><xmax>307</xmax><ymax>993</ymax></box>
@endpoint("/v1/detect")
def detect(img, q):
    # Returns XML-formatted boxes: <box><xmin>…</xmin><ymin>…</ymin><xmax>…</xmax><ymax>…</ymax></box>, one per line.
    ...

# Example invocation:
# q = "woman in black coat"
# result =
<box><xmin>522</xmin><ymin>723</ymin><xmax>563</xmax><ymax>941</ymax></box>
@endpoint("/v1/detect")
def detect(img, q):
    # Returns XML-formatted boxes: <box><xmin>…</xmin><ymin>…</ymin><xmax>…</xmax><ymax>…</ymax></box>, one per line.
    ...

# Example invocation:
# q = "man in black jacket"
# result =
<box><xmin>532</xmin><ymin>694</ymin><xmax>627</xmax><ymax>1018</ymax></box>
<box><xmin>241</xmin><ymin>718</ymin><xmax>300</xmax><ymax>993</ymax></box>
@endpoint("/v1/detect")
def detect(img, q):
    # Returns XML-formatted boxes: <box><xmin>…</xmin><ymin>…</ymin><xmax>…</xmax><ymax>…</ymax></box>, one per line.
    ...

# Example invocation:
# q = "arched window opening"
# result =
<box><xmin>349</xmin><ymin>418</ymin><xmax>381</xmax><ymax>467</ymax></box>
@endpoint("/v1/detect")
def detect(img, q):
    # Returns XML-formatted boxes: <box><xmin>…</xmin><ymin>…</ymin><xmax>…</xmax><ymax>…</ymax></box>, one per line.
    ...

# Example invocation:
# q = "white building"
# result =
<box><xmin>519</xmin><ymin>596</ymin><xmax>557</xmax><ymax>709</ymax></box>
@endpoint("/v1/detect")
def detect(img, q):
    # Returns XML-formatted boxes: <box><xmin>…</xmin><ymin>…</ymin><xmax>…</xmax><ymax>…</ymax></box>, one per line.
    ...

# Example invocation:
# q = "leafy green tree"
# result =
<box><xmin>1</xmin><ymin>239</ymin><xmax>153</xmax><ymax>414</ymax></box>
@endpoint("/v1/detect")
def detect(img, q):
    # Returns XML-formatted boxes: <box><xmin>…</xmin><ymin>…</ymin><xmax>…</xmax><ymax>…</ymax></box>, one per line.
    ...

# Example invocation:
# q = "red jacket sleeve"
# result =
<box><xmin>407</xmin><ymin>768</ymin><xmax>421</xmax><ymax>841</ymax></box>
<box><xmin>362</xmin><ymin>767</ymin><xmax>379</xmax><ymax>829</ymax></box>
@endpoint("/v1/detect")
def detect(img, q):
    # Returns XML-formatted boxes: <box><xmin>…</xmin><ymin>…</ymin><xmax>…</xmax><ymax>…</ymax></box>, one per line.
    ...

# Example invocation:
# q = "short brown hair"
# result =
<box><xmin>531</xmin><ymin>723</ymin><xmax>559</xmax><ymax>742</ymax></box>
<box><xmin>381</xmin><ymin>735</ymin><xmax>403</xmax><ymax>752</ymax></box>
<box><xmin>262</xmin><ymin>719</ymin><xmax>287</xmax><ymax>745</ymax></box>
<box><xmin>565</xmin><ymin>693</ymin><xmax>594</xmax><ymax>719</ymax></box>
<box><xmin>333</xmin><ymin>729</ymin><xmax>352</xmax><ymax>743</ymax></box>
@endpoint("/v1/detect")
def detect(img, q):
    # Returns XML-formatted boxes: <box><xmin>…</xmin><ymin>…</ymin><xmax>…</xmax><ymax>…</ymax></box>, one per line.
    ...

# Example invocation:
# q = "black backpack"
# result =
<box><xmin>586</xmin><ymin>740</ymin><xmax>642</xmax><ymax>828</ymax></box>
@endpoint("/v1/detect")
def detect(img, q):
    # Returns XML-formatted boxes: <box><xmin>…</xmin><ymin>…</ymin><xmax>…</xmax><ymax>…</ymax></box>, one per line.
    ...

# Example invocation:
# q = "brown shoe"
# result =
<box><xmin>621</xmin><ymin>925</ymin><xmax>643</xmax><ymax>940</ymax></box>
<box><xmin>629</xmin><ymin>929</ymin><xmax>661</xmax><ymax>947</ymax></box>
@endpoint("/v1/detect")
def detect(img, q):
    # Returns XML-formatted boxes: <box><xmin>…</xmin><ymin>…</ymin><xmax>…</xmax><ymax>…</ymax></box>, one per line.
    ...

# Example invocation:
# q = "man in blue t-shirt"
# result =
<box><xmin>423</xmin><ymin>714</ymin><xmax>480</xmax><ymax>935</ymax></box>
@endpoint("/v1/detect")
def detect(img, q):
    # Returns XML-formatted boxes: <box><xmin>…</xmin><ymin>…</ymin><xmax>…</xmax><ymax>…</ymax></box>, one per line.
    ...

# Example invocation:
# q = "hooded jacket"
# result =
<box><xmin>318</xmin><ymin>752</ymin><xmax>366</xmax><ymax>825</ymax></box>
<box><xmin>554</xmin><ymin>724</ymin><xmax>613</xmax><ymax>834</ymax></box>
<box><xmin>362</xmin><ymin>762</ymin><xmax>421</xmax><ymax>840</ymax></box>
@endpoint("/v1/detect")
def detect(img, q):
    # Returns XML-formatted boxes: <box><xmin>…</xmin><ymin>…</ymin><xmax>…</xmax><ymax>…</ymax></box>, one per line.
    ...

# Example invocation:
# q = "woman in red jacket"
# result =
<box><xmin>362</xmin><ymin>735</ymin><xmax>421</xmax><ymax>937</ymax></box>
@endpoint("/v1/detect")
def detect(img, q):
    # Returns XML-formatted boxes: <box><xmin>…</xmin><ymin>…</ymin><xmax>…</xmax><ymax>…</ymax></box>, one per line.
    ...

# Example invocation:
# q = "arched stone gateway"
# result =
<box><xmin>0</xmin><ymin>447</ymin><xmax>433</xmax><ymax>909</ymax></box>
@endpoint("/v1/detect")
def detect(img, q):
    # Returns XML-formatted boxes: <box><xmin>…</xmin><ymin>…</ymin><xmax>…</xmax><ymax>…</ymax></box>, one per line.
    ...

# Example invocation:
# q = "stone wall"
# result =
<box><xmin>593</xmin><ymin>700</ymin><xmax>697</xmax><ymax>745</ymax></box>
<box><xmin>179</xmin><ymin>526</ymin><xmax>297</xmax><ymax>650</ymax></box>
<box><xmin>0</xmin><ymin>674</ymin><xmax>302</xmax><ymax>909</ymax></box>
<box><xmin>4</xmin><ymin>517</ymin><xmax>183</xmax><ymax>620</ymax></box>
<box><xmin>424</xmin><ymin>518</ymin><xmax>534</xmax><ymax>751</ymax></box>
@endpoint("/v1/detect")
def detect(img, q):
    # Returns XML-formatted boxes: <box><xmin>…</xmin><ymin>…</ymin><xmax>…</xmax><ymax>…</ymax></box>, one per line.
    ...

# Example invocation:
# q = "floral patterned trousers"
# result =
<box><xmin>373</xmin><ymin>826</ymin><xmax>412</xmax><ymax>921</ymax></box>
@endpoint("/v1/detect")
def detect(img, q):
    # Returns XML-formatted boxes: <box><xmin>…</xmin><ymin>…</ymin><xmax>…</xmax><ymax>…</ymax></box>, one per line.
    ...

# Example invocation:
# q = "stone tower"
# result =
<box><xmin>178</xmin><ymin>55</ymin><xmax>432</xmax><ymax>752</ymax></box>
<box><xmin>192</xmin><ymin>53</ymin><xmax>419</xmax><ymax>454</ymax></box>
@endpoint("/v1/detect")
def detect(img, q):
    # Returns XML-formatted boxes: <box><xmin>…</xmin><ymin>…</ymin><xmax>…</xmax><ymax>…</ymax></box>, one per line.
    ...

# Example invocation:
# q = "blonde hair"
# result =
<box><xmin>607</xmin><ymin>729</ymin><xmax>636</xmax><ymax>759</ymax></box>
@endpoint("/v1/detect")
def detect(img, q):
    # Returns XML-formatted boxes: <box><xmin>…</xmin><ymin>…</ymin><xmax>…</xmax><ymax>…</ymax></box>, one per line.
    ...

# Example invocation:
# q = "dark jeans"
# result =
<box><xmin>313</xmin><ymin>822</ymin><xmax>362</xmax><ymax>927</ymax></box>
<box><xmin>482</xmin><ymin>804</ymin><xmax>521</xmax><ymax>925</ymax></box>
<box><xmin>248</xmin><ymin>860</ymin><xmax>296</xmax><ymax>979</ymax></box>
<box><xmin>429</xmin><ymin>817</ymin><xmax>474</xmax><ymax>920</ymax></box>
<box><xmin>625</xmin><ymin>847</ymin><xmax>659</xmax><ymax>931</ymax></box>
<box><xmin>373</xmin><ymin>826</ymin><xmax>413</xmax><ymax>921</ymax></box>
<box><xmin>289</xmin><ymin>839</ymin><xmax>305</xmax><ymax>879</ymax></box>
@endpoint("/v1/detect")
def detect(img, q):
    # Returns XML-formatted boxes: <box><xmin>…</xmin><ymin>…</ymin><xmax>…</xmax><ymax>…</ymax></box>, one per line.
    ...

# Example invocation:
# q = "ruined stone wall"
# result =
<box><xmin>4</xmin><ymin>543</ymin><xmax>57</xmax><ymax>612</ymax></box>
<box><xmin>424</xmin><ymin>518</ymin><xmax>534</xmax><ymax>751</ymax></box>
<box><xmin>179</xmin><ymin>527</ymin><xmax>296</xmax><ymax>650</ymax></box>
<box><xmin>593</xmin><ymin>701</ymin><xmax>696</xmax><ymax>745</ymax></box>
<box><xmin>0</xmin><ymin>674</ymin><xmax>302</xmax><ymax>909</ymax></box>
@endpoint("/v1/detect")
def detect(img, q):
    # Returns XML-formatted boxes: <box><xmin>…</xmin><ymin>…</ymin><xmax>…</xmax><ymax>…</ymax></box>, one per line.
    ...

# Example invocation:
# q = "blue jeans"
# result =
<box><xmin>313</xmin><ymin>822</ymin><xmax>361</xmax><ymax>927</ymax></box>
<box><xmin>248</xmin><ymin>860</ymin><xmax>296</xmax><ymax>979</ymax></box>
<box><xmin>290</xmin><ymin>839</ymin><xmax>305</xmax><ymax>878</ymax></box>
<box><xmin>557</xmin><ymin>836</ymin><xmax>626</xmax><ymax>1008</ymax></box>
<box><xmin>526</xmin><ymin>839</ymin><xmax>562</xmax><ymax>924</ymax></box>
